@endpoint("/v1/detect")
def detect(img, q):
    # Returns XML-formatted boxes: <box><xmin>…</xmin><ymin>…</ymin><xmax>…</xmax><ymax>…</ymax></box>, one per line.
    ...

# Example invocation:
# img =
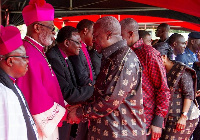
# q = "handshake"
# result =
<box><xmin>66</xmin><ymin>104</ymin><xmax>82</xmax><ymax>124</ymax></box>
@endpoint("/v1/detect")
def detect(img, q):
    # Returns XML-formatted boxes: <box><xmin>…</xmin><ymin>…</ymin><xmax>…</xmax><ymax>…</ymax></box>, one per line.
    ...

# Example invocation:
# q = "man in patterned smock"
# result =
<box><xmin>67</xmin><ymin>16</ymin><xmax>146</xmax><ymax>140</ymax></box>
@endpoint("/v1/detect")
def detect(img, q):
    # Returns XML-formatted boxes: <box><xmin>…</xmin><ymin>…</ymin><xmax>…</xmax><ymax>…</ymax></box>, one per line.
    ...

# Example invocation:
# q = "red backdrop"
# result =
<box><xmin>54</xmin><ymin>15</ymin><xmax>200</xmax><ymax>31</ymax></box>
<box><xmin>127</xmin><ymin>0</ymin><xmax>200</xmax><ymax>18</ymax></box>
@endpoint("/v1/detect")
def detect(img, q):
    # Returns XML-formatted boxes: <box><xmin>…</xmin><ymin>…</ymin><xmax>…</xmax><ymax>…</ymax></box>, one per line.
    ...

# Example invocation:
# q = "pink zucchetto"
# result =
<box><xmin>0</xmin><ymin>25</ymin><xmax>23</xmax><ymax>55</ymax></box>
<box><xmin>22</xmin><ymin>0</ymin><xmax>54</xmax><ymax>26</ymax></box>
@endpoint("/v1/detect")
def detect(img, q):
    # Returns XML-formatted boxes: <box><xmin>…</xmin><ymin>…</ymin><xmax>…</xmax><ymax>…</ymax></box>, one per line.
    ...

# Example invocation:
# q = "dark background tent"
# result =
<box><xmin>1</xmin><ymin>0</ymin><xmax>200</xmax><ymax>31</ymax></box>
<box><xmin>54</xmin><ymin>15</ymin><xmax>200</xmax><ymax>31</ymax></box>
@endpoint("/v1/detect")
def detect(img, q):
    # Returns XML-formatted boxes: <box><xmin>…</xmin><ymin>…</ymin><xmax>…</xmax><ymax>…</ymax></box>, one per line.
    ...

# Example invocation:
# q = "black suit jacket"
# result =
<box><xmin>0</xmin><ymin>68</ymin><xmax>37</xmax><ymax>140</ymax></box>
<box><xmin>69</xmin><ymin>49</ymin><xmax>96</xmax><ymax>86</ymax></box>
<box><xmin>88</xmin><ymin>49</ymin><xmax>102</xmax><ymax>79</ymax></box>
<box><xmin>46</xmin><ymin>46</ymin><xmax>94</xmax><ymax>105</ymax></box>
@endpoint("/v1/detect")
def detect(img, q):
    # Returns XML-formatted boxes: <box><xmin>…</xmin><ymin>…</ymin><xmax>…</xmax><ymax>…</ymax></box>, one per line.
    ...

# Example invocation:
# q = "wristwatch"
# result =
<box><xmin>181</xmin><ymin>112</ymin><xmax>188</xmax><ymax>119</ymax></box>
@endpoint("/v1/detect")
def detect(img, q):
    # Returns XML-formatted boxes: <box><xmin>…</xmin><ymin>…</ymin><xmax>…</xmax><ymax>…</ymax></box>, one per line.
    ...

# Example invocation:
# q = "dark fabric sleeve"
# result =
<box><xmin>180</xmin><ymin>70</ymin><xmax>194</xmax><ymax>100</ymax></box>
<box><xmin>46</xmin><ymin>51</ymin><xmax>94</xmax><ymax>105</ymax></box>
<box><xmin>69</xmin><ymin>52</ymin><xmax>93</xmax><ymax>86</ymax></box>
<box><xmin>89</xmin><ymin>50</ymin><xmax>102</xmax><ymax>78</ymax></box>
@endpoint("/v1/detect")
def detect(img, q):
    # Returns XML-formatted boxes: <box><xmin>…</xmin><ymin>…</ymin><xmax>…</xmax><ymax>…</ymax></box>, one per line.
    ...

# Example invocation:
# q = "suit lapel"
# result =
<box><xmin>55</xmin><ymin>46</ymin><xmax>77</xmax><ymax>87</ymax></box>
<box><xmin>66</xmin><ymin>59</ymin><xmax>77</xmax><ymax>86</ymax></box>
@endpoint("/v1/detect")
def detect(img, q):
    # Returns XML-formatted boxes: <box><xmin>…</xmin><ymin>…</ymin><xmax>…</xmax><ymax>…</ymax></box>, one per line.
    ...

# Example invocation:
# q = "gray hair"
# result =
<box><xmin>120</xmin><ymin>18</ymin><xmax>139</xmax><ymax>33</ymax></box>
<box><xmin>95</xmin><ymin>16</ymin><xmax>121</xmax><ymax>35</ymax></box>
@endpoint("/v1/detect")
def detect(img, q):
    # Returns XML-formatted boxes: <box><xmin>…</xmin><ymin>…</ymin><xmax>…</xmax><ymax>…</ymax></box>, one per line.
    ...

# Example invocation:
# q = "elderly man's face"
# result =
<box><xmin>65</xmin><ymin>32</ymin><xmax>82</xmax><ymax>56</ymax></box>
<box><xmin>7</xmin><ymin>46</ymin><xmax>29</xmax><ymax>78</ymax></box>
<box><xmin>37</xmin><ymin>21</ymin><xmax>55</xmax><ymax>47</ymax></box>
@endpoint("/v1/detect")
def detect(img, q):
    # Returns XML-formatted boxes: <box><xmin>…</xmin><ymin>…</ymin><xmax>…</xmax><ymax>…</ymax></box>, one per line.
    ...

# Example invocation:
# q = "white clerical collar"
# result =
<box><xmin>26</xmin><ymin>36</ymin><xmax>45</xmax><ymax>48</ymax></box>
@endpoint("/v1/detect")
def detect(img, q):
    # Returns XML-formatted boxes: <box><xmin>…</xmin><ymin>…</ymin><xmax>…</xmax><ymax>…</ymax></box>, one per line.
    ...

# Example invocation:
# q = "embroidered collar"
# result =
<box><xmin>131</xmin><ymin>38</ymin><xmax>144</xmax><ymax>49</ymax></box>
<box><xmin>102</xmin><ymin>40</ymin><xmax>127</xmax><ymax>59</ymax></box>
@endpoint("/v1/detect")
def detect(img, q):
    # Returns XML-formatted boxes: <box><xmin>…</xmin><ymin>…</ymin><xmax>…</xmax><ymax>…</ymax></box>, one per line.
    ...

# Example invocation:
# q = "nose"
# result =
<box><xmin>26</xmin><ymin>58</ymin><xmax>29</xmax><ymax>64</ymax></box>
<box><xmin>52</xmin><ymin>30</ymin><xmax>56</xmax><ymax>35</ymax></box>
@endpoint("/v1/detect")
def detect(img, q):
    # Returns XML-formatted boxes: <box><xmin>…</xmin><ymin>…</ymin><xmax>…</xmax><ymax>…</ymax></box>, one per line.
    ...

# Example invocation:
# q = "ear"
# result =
<box><xmin>173</xmin><ymin>42</ymin><xmax>177</xmax><ymax>47</ymax></box>
<box><xmin>33</xmin><ymin>23</ymin><xmax>40</xmax><ymax>33</ymax></box>
<box><xmin>106</xmin><ymin>31</ymin><xmax>112</xmax><ymax>40</ymax></box>
<box><xmin>191</xmin><ymin>39</ymin><xmax>195</xmax><ymax>45</ymax></box>
<box><xmin>64</xmin><ymin>39</ymin><xmax>69</xmax><ymax>47</ymax></box>
<box><xmin>6</xmin><ymin>57</ymin><xmax>13</xmax><ymax>67</ymax></box>
<box><xmin>161</xmin><ymin>55</ymin><xmax>167</xmax><ymax>63</ymax></box>
<box><xmin>83</xmin><ymin>28</ymin><xmax>88</xmax><ymax>35</ymax></box>
<box><xmin>128</xmin><ymin>31</ymin><xmax>134</xmax><ymax>39</ymax></box>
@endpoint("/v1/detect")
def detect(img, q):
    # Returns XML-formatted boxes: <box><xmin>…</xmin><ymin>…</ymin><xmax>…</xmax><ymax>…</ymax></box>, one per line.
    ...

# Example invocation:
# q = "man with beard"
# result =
<box><xmin>0</xmin><ymin>25</ymin><xmax>38</xmax><ymax>140</ymax></box>
<box><xmin>16</xmin><ymin>0</ymin><xmax>67</xmax><ymax>139</ymax></box>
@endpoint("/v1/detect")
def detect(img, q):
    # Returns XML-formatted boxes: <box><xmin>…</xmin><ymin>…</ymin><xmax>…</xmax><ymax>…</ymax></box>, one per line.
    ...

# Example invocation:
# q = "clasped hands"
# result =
<box><xmin>66</xmin><ymin>104</ymin><xmax>81</xmax><ymax>124</ymax></box>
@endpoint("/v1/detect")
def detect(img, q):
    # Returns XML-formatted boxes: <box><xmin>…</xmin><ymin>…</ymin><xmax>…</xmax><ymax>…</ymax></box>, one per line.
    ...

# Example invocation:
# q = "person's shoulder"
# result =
<box><xmin>175</xmin><ymin>53</ymin><xmax>187</xmax><ymax>61</ymax></box>
<box><xmin>46</xmin><ymin>45</ymin><xmax>58</xmax><ymax>57</ymax></box>
<box><xmin>141</xmin><ymin>44</ymin><xmax>161</xmax><ymax>58</ymax></box>
<box><xmin>125</xmin><ymin>47</ymin><xmax>140</xmax><ymax>65</ymax></box>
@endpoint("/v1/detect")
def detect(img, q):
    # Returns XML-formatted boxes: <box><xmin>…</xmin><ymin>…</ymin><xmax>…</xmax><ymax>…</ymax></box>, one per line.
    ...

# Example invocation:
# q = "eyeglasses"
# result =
<box><xmin>37</xmin><ymin>23</ymin><xmax>55</xmax><ymax>32</ymax></box>
<box><xmin>5</xmin><ymin>55</ymin><xmax>29</xmax><ymax>60</ymax></box>
<box><xmin>68</xmin><ymin>39</ymin><xmax>82</xmax><ymax>46</ymax></box>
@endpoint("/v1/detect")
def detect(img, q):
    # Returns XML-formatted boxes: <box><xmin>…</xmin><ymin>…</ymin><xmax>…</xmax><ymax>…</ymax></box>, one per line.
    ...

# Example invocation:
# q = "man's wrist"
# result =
<box><xmin>181</xmin><ymin>112</ymin><xmax>188</xmax><ymax>119</ymax></box>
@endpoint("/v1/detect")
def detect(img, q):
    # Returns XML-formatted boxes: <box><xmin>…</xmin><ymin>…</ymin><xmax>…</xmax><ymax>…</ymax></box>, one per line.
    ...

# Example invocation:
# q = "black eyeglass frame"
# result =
<box><xmin>4</xmin><ymin>55</ymin><xmax>29</xmax><ymax>60</ymax></box>
<box><xmin>37</xmin><ymin>23</ymin><xmax>55</xmax><ymax>32</ymax></box>
<box><xmin>67</xmin><ymin>39</ymin><xmax>82</xmax><ymax>45</ymax></box>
